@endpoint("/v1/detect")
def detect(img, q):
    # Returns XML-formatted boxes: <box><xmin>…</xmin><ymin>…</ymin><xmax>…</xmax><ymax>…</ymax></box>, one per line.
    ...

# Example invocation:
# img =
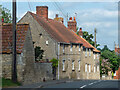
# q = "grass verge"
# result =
<box><xmin>2</xmin><ymin>78</ymin><xmax>21</xmax><ymax>88</ymax></box>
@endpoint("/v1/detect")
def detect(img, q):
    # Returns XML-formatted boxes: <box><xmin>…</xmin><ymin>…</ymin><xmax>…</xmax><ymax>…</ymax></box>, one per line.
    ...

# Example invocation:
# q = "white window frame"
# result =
<box><xmin>85</xmin><ymin>48</ymin><xmax>87</xmax><ymax>57</ymax></box>
<box><xmin>70</xmin><ymin>44</ymin><xmax>73</xmax><ymax>52</ymax></box>
<box><xmin>89</xmin><ymin>64</ymin><xmax>91</xmax><ymax>73</ymax></box>
<box><xmin>89</xmin><ymin>49</ymin><xmax>91</xmax><ymax>56</ymax></box>
<box><xmin>94</xmin><ymin>53</ymin><xmax>96</xmax><ymax>59</ymax></box>
<box><xmin>46</xmin><ymin>41</ymin><xmax>48</xmax><ymax>45</ymax></box>
<box><xmin>97</xmin><ymin>54</ymin><xmax>99</xmax><ymax>59</ymax></box>
<box><xmin>78</xmin><ymin>60</ymin><xmax>81</xmax><ymax>71</ymax></box>
<box><xmin>63</xmin><ymin>44</ymin><xmax>65</xmax><ymax>53</ymax></box>
<box><xmin>85</xmin><ymin>63</ymin><xmax>87</xmax><ymax>72</ymax></box>
<box><xmin>72</xmin><ymin>60</ymin><xmax>75</xmax><ymax>70</ymax></box>
<box><xmin>79</xmin><ymin>44</ymin><xmax>81</xmax><ymax>51</ymax></box>
<box><xmin>94</xmin><ymin>65</ymin><xmax>96</xmax><ymax>73</ymax></box>
<box><xmin>62</xmin><ymin>60</ymin><xmax>65</xmax><ymax>71</ymax></box>
<box><xmin>97</xmin><ymin>65</ymin><xmax>99</xmax><ymax>72</ymax></box>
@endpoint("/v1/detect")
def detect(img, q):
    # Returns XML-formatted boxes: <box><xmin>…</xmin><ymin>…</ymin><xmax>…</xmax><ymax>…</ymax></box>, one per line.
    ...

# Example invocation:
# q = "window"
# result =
<box><xmin>72</xmin><ymin>60</ymin><xmax>75</xmax><ymax>70</ymax></box>
<box><xmin>62</xmin><ymin>60</ymin><xmax>65</xmax><ymax>71</ymax></box>
<box><xmin>89</xmin><ymin>64</ymin><xmax>91</xmax><ymax>73</ymax></box>
<box><xmin>97</xmin><ymin>65</ymin><xmax>99</xmax><ymax>72</ymax></box>
<box><xmin>94</xmin><ymin>66</ymin><xmax>95</xmax><ymax>73</ymax></box>
<box><xmin>94</xmin><ymin>53</ymin><xmax>96</xmax><ymax>59</ymax></box>
<box><xmin>78</xmin><ymin>60</ymin><xmax>80</xmax><ymax>71</ymax></box>
<box><xmin>89</xmin><ymin>49</ymin><xmax>91</xmax><ymax>56</ymax></box>
<box><xmin>85</xmin><ymin>64</ymin><xmax>87</xmax><ymax>72</ymax></box>
<box><xmin>85</xmin><ymin>48</ymin><xmax>87</xmax><ymax>57</ymax></box>
<box><xmin>97</xmin><ymin>54</ymin><xmax>99</xmax><ymax>59</ymax></box>
<box><xmin>46</xmin><ymin>41</ymin><xmax>48</xmax><ymax>45</ymax></box>
<box><xmin>79</xmin><ymin>44</ymin><xmax>81</xmax><ymax>51</ymax></box>
<box><xmin>70</xmin><ymin>44</ymin><xmax>73</xmax><ymax>52</ymax></box>
<box><xmin>63</xmin><ymin>44</ymin><xmax>65</xmax><ymax>53</ymax></box>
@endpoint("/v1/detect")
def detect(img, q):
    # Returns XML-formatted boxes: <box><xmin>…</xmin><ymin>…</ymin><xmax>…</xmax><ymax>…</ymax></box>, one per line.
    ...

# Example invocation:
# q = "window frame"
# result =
<box><xmin>72</xmin><ymin>60</ymin><xmax>75</xmax><ymax>70</ymax></box>
<box><xmin>62</xmin><ymin>60</ymin><xmax>65</xmax><ymax>71</ymax></box>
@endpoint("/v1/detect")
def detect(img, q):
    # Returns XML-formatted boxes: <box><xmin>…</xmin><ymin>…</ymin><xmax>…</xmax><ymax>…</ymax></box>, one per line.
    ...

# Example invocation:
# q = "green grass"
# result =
<box><xmin>2</xmin><ymin>78</ymin><xmax>21</xmax><ymax>87</ymax></box>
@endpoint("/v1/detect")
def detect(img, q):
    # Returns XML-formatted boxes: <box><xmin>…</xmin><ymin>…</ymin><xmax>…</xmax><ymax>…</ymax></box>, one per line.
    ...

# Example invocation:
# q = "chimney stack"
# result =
<box><xmin>78</xmin><ymin>28</ymin><xmax>83</xmax><ymax>37</ymax></box>
<box><xmin>36</xmin><ymin>6</ymin><xmax>48</xmax><ymax>20</ymax></box>
<box><xmin>67</xmin><ymin>17</ymin><xmax>77</xmax><ymax>32</ymax></box>
<box><xmin>54</xmin><ymin>14</ymin><xmax>64</xmax><ymax>24</ymax></box>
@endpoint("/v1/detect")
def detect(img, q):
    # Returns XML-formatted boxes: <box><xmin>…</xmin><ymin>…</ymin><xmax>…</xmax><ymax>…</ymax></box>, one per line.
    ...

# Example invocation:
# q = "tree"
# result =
<box><xmin>0</xmin><ymin>5</ymin><xmax>12</xmax><ymax>23</ymax></box>
<box><xmin>100</xmin><ymin>45</ymin><xmax>119</xmax><ymax>73</ymax></box>
<box><xmin>77</xmin><ymin>30</ymin><xmax>100</xmax><ymax>48</ymax></box>
<box><xmin>50</xmin><ymin>58</ymin><xmax>58</xmax><ymax>80</ymax></box>
<box><xmin>35</xmin><ymin>46</ymin><xmax>44</xmax><ymax>61</ymax></box>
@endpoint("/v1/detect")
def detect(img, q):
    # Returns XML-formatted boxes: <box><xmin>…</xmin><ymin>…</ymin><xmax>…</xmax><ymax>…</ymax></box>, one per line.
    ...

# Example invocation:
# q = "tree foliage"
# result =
<box><xmin>100</xmin><ymin>45</ymin><xmax>120</xmax><ymax>73</ymax></box>
<box><xmin>35</xmin><ymin>46</ymin><xmax>44</xmax><ymax>61</ymax></box>
<box><xmin>77</xmin><ymin>30</ymin><xmax>100</xmax><ymax>48</ymax></box>
<box><xmin>50</xmin><ymin>58</ymin><xmax>58</xmax><ymax>68</ymax></box>
<box><xmin>0</xmin><ymin>5</ymin><xmax>12</xmax><ymax>23</ymax></box>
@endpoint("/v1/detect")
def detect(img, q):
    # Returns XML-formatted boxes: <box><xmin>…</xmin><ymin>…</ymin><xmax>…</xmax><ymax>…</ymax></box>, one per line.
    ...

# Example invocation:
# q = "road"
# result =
<box><xmin>43</xmin><ymin>80</ymin><xmax>120</xmax><ymax>89</ymax></box>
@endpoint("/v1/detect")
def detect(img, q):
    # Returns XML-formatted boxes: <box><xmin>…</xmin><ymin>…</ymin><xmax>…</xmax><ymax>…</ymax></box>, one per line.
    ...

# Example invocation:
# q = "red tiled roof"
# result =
<box><xmin>26</xmin><ymin>11</ymin><xmax>100</xmax><ymax>52</ymax></box>
<box><xmin>0</xmin><ymin>23</ymin><xmax>29</xmax><ymax>54</ymax></box>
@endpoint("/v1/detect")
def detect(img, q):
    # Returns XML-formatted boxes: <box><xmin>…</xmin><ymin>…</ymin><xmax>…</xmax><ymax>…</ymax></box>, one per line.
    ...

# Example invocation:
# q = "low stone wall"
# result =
<box><xmin>1</xmin><ymin>54</ymin><xmax>53</xmax><ymax>85</ymax></box>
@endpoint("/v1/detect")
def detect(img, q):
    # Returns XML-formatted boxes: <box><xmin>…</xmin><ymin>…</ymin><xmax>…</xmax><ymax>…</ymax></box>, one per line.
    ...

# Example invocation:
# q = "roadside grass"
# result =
<box><xmin>2</xmin><ymin>78</ymin><xmax>21</xmax><ymax>88</ymax></box>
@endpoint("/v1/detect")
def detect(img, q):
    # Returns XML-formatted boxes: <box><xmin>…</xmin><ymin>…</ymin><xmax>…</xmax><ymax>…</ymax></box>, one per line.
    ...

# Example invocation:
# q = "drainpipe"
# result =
<box><xmin>58</xmin><ymin>42</ymin><xmax>60</xmax><ymax>80</ymax></box>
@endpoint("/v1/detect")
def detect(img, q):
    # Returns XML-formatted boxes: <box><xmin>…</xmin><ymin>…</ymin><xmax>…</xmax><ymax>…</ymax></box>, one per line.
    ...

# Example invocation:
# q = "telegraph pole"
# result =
<box><xmin>12</xmin><ymin>0</ymin><xmax>17</xmax><ymax>82</ymax></box>
<box><xmin>94</xmin><ymin>28</ymin><xmax>97</xmax><ymax>48</ymax></box>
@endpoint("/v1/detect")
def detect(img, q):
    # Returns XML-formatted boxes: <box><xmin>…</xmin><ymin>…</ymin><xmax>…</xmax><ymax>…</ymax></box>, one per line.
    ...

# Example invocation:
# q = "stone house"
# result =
<box><xmin>19</xmin><ymin>6</ymin><xmax>100</xmax><ymax>80</ymax></box>
<box><xmin>0</xmin><ymin>23</ymin><xmax>53</xmax><ymax>85</ymax></box>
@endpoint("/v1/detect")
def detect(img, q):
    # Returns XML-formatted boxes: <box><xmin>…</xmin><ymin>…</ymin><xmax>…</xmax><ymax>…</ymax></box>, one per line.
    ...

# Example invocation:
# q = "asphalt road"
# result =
<box><xmin>43</xmin><ymin>80</ymin><xmax>120</xmax><ymax>89</ymax></box>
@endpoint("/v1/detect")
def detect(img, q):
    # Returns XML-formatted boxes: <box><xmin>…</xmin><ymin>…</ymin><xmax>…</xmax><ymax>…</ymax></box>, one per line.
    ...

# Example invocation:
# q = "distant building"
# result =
<box><xmin>115</xmin><ymin>44</ymin><xmax>120</xmax><ymax>56</ymax></box>
<box><xmin>19</xmin><ymin>6</ymin><xmax>100</xmax><ymax>80</ymax></box>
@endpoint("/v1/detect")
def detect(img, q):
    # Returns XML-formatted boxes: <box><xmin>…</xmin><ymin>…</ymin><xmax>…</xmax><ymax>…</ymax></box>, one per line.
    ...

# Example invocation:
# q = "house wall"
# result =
<box><xmin>1</xmin><ymin>28</ymin><xmax>53</xmax><ymax>85</ymax></box>
<box><xmin>19</xmin><ymin>12</ymin><xmax>100</xmax><ymax>80</ymax></box>
<box><xmin>19</xmin><ymin>12</ymin><xmax>57</xmax><ymax>61</ymax></box>
<box><xmin>58</xmin><ymin>44</ymin><xmax>82</xmax><ymax>79</ymax></box>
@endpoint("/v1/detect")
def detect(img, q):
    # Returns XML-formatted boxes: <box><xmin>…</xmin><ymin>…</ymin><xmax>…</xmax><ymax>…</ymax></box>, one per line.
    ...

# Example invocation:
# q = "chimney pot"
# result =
<box><xmin>69</xmin><ymin>17</ymin><xmax>72</xmax><ymax>20</ymax></box>
<box><xmin>56</xmin><ymin>14</ymin><xmax>58</xmax><ymax>18</ymax></box>
<box><xmin>74</xmin><ymin>17</ymin><xmax>76</xmax><ymax>21</ymax></box>
<box><xmin>80</xmin><ymin>28</ymin><xmax>82</xmax><ymax>31</ymax></box>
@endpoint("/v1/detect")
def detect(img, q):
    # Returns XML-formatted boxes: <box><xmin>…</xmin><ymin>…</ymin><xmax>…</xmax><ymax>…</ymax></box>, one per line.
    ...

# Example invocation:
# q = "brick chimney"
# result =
<box><xmin>67</xmin><ymin>17</ymin><xmax>77</xmax><ymax>32</ymax></box>
<box><xmin>54</xmin><ymin>14</ymin><xmax>64</xmax><ymax>24</ymax></box>
<box><xmin>36</xmin><ymin>6</ymin><xmax>48</xmax><ymax>20</ymax></box>
<box><xmin>78</xmin><ymin>28</ymin><xmax>83</xmax><ymax>37</ymax></box>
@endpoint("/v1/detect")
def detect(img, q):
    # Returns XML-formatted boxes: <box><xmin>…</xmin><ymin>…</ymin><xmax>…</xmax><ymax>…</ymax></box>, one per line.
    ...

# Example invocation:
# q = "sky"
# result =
<box><xmin>1</xmin><ymin>1</ymin><xmax>119</xmax><ymax>50</ymax></box>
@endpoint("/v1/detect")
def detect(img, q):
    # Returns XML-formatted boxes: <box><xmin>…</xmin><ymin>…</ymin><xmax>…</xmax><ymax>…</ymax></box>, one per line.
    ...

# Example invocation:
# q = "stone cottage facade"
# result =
<box><xmin>0</xmin><ymin>23</ymin><xmax>53</xmax><ymax>85</ymax></box>
<box><xmin>19</xmin><ymin>6</ymin><xmax>100</xmax><ymax>80</ymax></box>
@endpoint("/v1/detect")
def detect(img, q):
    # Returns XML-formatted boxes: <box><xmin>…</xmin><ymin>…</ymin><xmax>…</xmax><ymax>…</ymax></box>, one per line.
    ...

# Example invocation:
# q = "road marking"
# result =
<box><xmin>80</xmin><ymin>85</ymin><xmax>87</xmax><ymax>88</ymax></box>
<box><xmin>89</xmin><ymin>83</ymin><xmax>93</xmax><ymax>85</ymax></box>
